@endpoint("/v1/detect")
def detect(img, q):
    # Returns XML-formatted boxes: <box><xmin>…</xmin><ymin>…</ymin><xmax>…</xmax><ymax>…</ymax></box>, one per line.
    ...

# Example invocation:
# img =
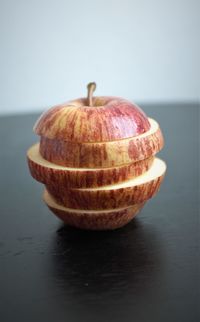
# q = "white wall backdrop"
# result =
<box><xmin>0</xmin><ymin>0</ymin><xmax>199</xmax><ymax>115</ymax></box>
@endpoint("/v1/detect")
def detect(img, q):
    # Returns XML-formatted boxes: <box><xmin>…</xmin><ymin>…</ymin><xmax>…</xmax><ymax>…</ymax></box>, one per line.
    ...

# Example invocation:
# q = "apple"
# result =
<box><xmin>27</xmin><ymin>143</ymin><xmax>154</xmax><ymax>188</ymax></box>
<box><xmin>34</xmin><ymin>83</ymin><xmax>150</xmax><ymax>143</ymax></box>
<box><xmin>38</xmin><ymin>118</ymin><xmax>163</xmax><ymax>168</ymax></box>
<box><xmin>43</xmin><ymin>189</ymin><xmax>145</xmax><ymax>230</ymax></box>
<box><xmin>45</xmin><ymin>158</ymin><xmax>166</xmax><ymax>210</ymax></box>
<box><xmin>26</xmin><ymin>82</ymin><xmax>166</xmax><ymax>230</ymax></box>
<box><xmin>34</xmin><ymin>82</ymin><xmax>164</xmax><ymax>168</ymax></box>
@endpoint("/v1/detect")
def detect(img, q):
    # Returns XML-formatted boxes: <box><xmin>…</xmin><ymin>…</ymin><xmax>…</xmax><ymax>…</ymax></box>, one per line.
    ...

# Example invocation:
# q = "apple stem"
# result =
<box><xmin>87</xmin><ymin>82</ymin><xmax>96</xmax><ymax>106</ymax></box>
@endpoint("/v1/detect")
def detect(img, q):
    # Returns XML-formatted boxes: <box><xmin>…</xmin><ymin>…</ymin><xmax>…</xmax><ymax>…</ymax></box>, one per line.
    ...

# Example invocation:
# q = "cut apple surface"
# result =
<box><xmin>46</xmin><ymin>158</ymin><xmax>166</xmax><ymax>210</ymax></box>
<box><xmin>43</xmin><ymin>189</ymin><xmax>145</xmax><ymax>230</ymax></box>
<box><xmin>39</xmin><ymin>118</ymin><xmax>164</xmax><ymax>168</ymax></box>
<box><xmin>34</xmin><ymin>97</ymin><xmax>150</xmax><ymax>143</ymax></box>
<box><xmin>27</xmin><ymin>143</ymin><xmax>154</xmax><ymax>188</ymax></box>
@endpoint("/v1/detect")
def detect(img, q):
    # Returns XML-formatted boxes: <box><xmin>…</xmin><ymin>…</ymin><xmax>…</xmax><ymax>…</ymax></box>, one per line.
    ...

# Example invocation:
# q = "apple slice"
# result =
<box><xmin>39</xmin><ymin>118</ymin><xmax>164</xmax><ymax>168</ymax></box>
<box><xmin>34</xmin><ymin>95</ymin><xmax>150</xmax><ymax>143</ymax></box>
<box><xmin>46</xmin><ymin>158</ymin><xmax>166</xmax><ymax>210</ymax></box>
<box><xmin>43</xmin><ymin>189</ymin><xmax>145</xmax><ymax>230</ymax></box>
<box><xmin>27</xmin><ymin>143</ymin><xmax>154</xmax><ymax>189</ymax></box>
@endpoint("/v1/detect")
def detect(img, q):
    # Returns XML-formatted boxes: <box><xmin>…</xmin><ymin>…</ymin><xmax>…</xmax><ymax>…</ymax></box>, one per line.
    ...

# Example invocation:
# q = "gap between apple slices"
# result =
<box><xmin>46</xmin><ymin>158</ymin><xmax>166</xmax><ymax>210</ymax></box>
<box><xmin>27</xmin><ymin>143</ymin><xmax>154</xmax><ymax>188</ymax></box>
<box><xmin>39</xmin><ymin>118</ymin><xmax>164</xmax><ymax>168</ymax></box>
<box><xmin>43</xmin><ymin>189</ymin><xmax>145</xmax><ymax>230</ymax></box>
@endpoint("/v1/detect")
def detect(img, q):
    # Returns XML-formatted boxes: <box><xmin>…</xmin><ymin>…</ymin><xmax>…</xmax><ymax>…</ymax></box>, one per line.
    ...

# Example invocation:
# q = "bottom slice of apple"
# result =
<box><xmin>46</xmin><ymin>158</ymin><xmax>166</xmax><ymax>210</ymax></box>
<box><xmin>43</xmin><ymin>189</ymin><xmax>145</xmax><ymax>230</ymax></box>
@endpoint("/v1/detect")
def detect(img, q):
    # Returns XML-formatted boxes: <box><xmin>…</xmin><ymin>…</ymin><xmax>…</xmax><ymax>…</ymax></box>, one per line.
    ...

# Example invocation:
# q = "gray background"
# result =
<box><xmin>0</xmin><ymin>0</ymin><xmax>199</xmax><ymax>115</ymax></box>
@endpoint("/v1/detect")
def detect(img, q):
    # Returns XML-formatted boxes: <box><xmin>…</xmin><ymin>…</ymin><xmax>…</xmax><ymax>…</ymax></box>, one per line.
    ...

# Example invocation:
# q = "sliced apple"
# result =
<box><xmin>39</xmin><ymin>118</ymin><xmax>164</xmax><ymax>168</ymax></box>
<box><xmin>43</xmin><ymin>189</ymin><xmax>145</xmax><ymax>230</ymax></box>
<box><xmin>34</xmin><ymin>96</ymin><xmax>150</xmax><ymax>142</ymax></box>
<box><xmin>27</xmin><ymin>143</ymin><xmax>154</xmax><ymax>189</ymax></box>
<box><xmin>46</xmin><ymin>158</ymin><xmax>166</xmax><ymax>210</ymax></box>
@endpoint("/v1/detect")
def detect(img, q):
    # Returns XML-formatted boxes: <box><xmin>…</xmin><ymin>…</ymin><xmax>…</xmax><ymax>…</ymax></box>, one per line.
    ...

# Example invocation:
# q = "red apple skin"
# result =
<box><xmin>45</xmin><ymin>174</ymin><xmax>165</xmax><ymax>210</ymax></box>
<box><xmin>39</xmin><ymin>120</ymin><xmax>164</xmax><ymax>168</ymax></box>
<box><xmin>34</xmin><ymin>97</ymin><xmax>150</xmax><ymax>143</ymax></box>
<box><xmin>46</xmin><ymin>202</ymin><xmax>145</xmax><ymax>230</ymax></box>
<box><xmin>27</xmin><ymin>150</ymin><xmax>154</xmax><ymax>188</ymax></box>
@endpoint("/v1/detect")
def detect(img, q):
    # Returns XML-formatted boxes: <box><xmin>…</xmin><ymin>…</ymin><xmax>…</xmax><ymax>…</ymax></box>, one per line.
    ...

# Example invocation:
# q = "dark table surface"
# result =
<box><xmin>0</xmin><ymin>103</ymin><xmax>199</xmax><ymax>322</ymax></box>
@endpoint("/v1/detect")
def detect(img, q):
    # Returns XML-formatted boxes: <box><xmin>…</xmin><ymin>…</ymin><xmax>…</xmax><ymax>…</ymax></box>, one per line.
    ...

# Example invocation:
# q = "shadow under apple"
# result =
<box><xmin>49</xmin><ymin>217</ymin><xmax>163</xmax><ymax>302</ymax></box>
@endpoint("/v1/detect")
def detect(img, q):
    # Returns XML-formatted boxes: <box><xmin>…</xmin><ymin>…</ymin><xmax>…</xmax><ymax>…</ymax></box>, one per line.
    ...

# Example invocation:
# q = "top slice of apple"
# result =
<box><xmin>34</xmin><ymin>82</ymin><xmax>150</xmax><ymax>143</ymax></box>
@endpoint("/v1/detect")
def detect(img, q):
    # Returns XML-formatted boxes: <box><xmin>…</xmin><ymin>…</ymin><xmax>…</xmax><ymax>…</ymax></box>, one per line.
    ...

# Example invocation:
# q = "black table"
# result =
<box><xmin>0</xmin><ymin>103</ymin><xmax>199</xmax><ymax>322</ymax></box>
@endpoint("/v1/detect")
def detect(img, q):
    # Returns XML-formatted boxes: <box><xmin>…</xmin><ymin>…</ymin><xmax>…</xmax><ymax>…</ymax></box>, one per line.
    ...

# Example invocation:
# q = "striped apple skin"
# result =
<box><xmin>45</xmin><ymin>174</ymin><xmax>165</xmax><ymax>210</ymax></box>
<box><xmin>47</xmin><ymin>204</ymin><xmax>144</xmax><ymax>230</ymax></box>
<box><xmin>34</xmin><ymin>97</ymin><xmax>150</xmax><ymax>142</ymax></box>
<box><xmin>43</xmin><ymin>190</ymin><xmax>145</xmax><ymax>230</ymax></box>
<box><xmin>39</xmin><ymin>118</ymin><xmax>164</xmax><ymax>168</ymax></box>
<box><xmin>27</xmin><ymin>144</ymin><xmax>154</xmax><ymax>188</ymax></box>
